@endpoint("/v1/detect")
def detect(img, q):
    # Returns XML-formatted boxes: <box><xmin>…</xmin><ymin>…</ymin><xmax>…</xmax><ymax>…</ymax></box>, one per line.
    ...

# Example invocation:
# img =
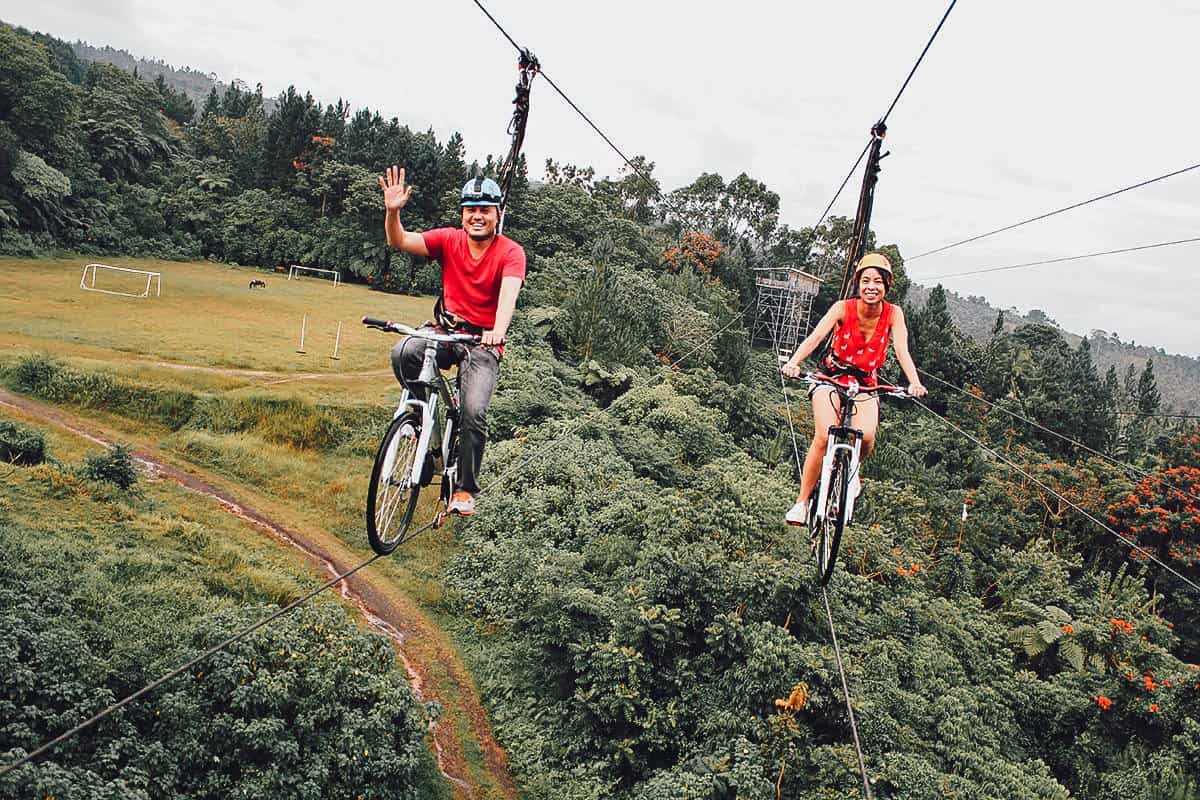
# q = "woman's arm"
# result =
<box><xmin>890</xmin><ymin>306</ymin><xmax>927</xmax><ymax>397</ymax></box>
<box><xmin>781</xmin><ymin>301</ymin><xmax>844</xmax><ymax>377</ymax></box>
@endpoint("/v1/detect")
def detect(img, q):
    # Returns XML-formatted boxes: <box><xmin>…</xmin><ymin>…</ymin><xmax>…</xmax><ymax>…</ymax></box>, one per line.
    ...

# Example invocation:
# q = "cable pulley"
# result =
<box><xmin>837</xmin><ymin>121</ymin><xmax>889</xmax><ymax>301</ymax></box>
<box><xmin>497</xmin><ymin>48</ymin><xmax>539</xmax><ymax>218</ymax></box>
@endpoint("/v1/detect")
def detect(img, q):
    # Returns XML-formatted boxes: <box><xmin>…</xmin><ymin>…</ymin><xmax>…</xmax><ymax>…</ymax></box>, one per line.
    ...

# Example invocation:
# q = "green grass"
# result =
<box><xmin>1</xmin><ymin>255</ymin><xmax>509</xmax><ymax>797</ymax></box>
<box><xmin>0</xmin><ymin>255</ymin><xmax>431</xmax><ymax>373</ymax></box>
<box><xmin>0</xmin><ymin>409</ymin><xmax>450</xmax><ymax>797</ymax></box>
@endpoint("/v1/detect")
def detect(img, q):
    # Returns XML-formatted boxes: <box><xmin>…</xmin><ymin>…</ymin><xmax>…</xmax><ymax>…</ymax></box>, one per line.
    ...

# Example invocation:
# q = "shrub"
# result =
<box><xmin>80</xmin><ymin>443</ymin><xmax>138</xmax><ymax>490</ymax></box>
<box><xmin>0</xmin><ymin>419</ymin><xmax>46</xmax><ymax>465</ymax></box>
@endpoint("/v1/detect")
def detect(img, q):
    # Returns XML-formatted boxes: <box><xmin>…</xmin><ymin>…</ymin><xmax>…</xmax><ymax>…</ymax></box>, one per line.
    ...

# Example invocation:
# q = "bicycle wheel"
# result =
<box><xmin>815</xmin><ymin>450</ymin><xmax>851</xmax><ymax>585</ymax></box>
<box><xmin>366</xmin><ymin>412</ymin><xmax>422</xmax><ymax>555</ymax></box>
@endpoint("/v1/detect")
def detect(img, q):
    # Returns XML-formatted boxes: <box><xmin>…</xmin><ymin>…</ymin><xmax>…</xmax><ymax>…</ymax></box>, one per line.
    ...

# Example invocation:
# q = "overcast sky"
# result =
<box><xmin>7</xmin><ymin>1</ymin><xmax>1198</xmax><ymax>356</ymax></box>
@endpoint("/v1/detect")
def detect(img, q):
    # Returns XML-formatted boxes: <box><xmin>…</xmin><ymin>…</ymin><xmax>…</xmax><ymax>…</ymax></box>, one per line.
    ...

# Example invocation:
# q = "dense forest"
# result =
<box><xmin>2</xmin><ymin>19</ymin><xmax>1199</xmax><ymax>799</ymax></box>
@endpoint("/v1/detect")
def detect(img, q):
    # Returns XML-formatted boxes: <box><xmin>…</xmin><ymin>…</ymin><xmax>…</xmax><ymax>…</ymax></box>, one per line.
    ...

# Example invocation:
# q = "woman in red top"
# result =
<box><xmin>780</xmin><ymin>253</ymin><xmax>926</xmax><ymax>524</ymax></box>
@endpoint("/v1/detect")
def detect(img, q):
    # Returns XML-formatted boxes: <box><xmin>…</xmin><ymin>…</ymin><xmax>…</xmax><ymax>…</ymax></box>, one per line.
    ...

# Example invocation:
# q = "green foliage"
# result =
<box><xmin>79</xmin><ymin>442</ymin><xmax>138</xmax><ymax>489</ymax></box>
<box><xmin>0</xmin><ymin>417</ymin><xmax>47</xmax><ymax>465</ymax></box>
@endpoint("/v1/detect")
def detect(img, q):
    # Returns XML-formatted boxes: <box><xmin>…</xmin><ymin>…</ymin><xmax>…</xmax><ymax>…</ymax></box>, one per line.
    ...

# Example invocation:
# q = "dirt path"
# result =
<box><xmin>0</xmin><ymin>388</ymin><xmax>518</xmax><ymax>800</ymax></box>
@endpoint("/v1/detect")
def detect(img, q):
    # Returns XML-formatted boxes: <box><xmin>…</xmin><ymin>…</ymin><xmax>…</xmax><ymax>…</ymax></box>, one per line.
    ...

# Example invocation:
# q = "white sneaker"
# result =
<box><xmin>447</xmin><ymin>491</ymin><xmax>475</xmax><ymax>516</ymax></box>
<box><xmin>785</xmin><ymin>501</ymin><xmax>807</xmax><ymax>526</ymax></box>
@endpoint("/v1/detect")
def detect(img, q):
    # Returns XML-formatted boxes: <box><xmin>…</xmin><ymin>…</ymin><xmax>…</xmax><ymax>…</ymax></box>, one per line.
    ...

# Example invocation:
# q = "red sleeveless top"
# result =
<box><xmin>824</xmin><ymin>298</ymin><xmax>894</xmax><ymax>387</ymax></box>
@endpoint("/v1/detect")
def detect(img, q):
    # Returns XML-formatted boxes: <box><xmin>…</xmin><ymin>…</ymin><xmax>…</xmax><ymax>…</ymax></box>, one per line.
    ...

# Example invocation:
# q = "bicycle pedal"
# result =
<box><xmin>433</xmin><ymin>509</ymin><xmax>448</xmax><ymax>529</ymax></box>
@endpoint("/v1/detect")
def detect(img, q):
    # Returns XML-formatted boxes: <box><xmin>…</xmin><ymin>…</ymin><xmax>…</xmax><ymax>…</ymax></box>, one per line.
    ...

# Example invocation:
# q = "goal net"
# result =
<box><xmin>79</xmin><ymin>263</ymin><xmax>162</xmax><ymax>298</ymax></box>
<box><xmin>288</xmin><ymin>265</ymin><xmax>341</xmax><ymax>286</ymax></box>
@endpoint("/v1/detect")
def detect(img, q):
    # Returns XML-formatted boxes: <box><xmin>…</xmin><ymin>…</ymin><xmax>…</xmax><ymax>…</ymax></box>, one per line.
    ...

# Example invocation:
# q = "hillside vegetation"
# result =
<box><xmin>1</xmin><ymin>20</ymin><xmax>1198</xmax><ymax>800</ymax></box>
<box><xmin>907</xmin><ymin>285</ymin><xmax>1200</xmax><ymax>414</ymax></box>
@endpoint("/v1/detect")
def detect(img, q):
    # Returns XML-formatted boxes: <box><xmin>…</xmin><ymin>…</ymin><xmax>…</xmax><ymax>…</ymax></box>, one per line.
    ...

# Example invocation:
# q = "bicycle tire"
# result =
<box><xmin>815</xmin><ymin>449</ymin><xmax>851</xmax><ymax>585</ymax></box>
<box><xmin>366</xmin><ymin>412</ymin><xmax>423</xmax><ymax>555</ymax></box>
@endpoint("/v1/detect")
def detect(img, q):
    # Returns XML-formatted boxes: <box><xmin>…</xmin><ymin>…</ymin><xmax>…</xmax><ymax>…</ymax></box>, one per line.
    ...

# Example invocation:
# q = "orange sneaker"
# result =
<box><xmin>448</xmin><ymin>491</ymin><xmax>475</xmax><ymax>516</ymax></box>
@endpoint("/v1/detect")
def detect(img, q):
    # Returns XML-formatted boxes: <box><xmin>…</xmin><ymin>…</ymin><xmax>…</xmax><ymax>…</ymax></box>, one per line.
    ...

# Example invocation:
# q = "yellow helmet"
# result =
<box><xmin>855</xmin><ymin>252</ymin><xmax>893</xmax><ymax>277</ymax></box>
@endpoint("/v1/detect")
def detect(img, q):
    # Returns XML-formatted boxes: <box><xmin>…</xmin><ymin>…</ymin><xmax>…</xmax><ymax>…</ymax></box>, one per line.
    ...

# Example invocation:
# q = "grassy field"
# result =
<box><xmin>0</xmin><ymin>255</ymin><xmax>431</xmax><ymax>376</ymax></box>
<box><xmin>0</xmin><ymin>256</ymin><xmax>516</xmax><ymax>799</ymax></box>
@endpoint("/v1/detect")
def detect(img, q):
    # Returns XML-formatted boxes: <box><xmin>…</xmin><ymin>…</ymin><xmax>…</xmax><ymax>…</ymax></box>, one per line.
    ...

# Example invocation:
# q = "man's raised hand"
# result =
<box><xmin>379</xmin><ymin>165</ymin><xmax>413</xmax><ymax>212</ymax></box>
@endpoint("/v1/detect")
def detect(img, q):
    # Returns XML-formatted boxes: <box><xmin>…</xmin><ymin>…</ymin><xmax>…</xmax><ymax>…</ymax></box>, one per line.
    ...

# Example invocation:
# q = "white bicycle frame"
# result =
<box><xmin>811</xmin><ymin>381</ymin><xmax>865</xmax><ymax>525</ymax></box>
<box><xmin>379</xmin><ymin>325</ymin><xmax>474</xmax><ymax>491</ymax></box>
<box><xmin>805</xmin><ymin>375</ymin><xmax>906</xmax><ymax>526</ymax></box>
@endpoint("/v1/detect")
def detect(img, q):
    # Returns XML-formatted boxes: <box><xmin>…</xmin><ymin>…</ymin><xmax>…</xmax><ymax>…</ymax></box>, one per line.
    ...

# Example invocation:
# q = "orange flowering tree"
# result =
<box><xmin>1106</xmin><ymin>466</ymin><xmax>1200</xmax><ymax>574</ymax></box>
<box><xmin>660</xmin><ymin>232</ymin><xmax>723</xmax><ymax>275</ymax></box>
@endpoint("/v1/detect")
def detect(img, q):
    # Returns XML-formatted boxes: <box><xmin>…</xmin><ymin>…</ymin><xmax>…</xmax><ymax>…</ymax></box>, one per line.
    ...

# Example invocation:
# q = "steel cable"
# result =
<box><xmin>918</xmin><ymin>367</ymin><xmax>1200</xmax><ymax>504</ymax></box>
<box><xmin>909</xmin><ymin>162</ymin><xmax>1200</xmax><ymax>261</ymax></box>
<box><xmin>0</xmin><ymin>548</ymin><xmax>394</xmax><ymax>778</ymax></box>
<box><xmin>915</xmin><ymin>235</ymin><xmax>1200</xmax><ymax>281</ymax></box>
<box><xmin>909</xmin><ymin>398</ymin><xmax>1200</xmax><ymax>595</ymax></box>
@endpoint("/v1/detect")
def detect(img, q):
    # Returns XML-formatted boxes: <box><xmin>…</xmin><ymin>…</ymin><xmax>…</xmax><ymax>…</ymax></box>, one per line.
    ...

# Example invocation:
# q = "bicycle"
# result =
<box><xmin>362</xmin><ymin>317</ymin><xmax>480</xmax><ymax>555</ymax></box>
<box><xmin>797</xmin><ymin>372</ymin><xmax>909</xmax><ymax>585</ymax></box>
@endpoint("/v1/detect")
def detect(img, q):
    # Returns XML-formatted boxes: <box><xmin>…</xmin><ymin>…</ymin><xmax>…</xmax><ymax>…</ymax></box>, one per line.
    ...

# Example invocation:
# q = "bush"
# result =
<box><xmin>0</xmin><ymin>419</ymin><xmax>46</xmax><ymax>465</ymax></box>
<box><xmin>79</xmin><ymin>443</ymin><xmax>138</xmax><ymax>490</ymax></box>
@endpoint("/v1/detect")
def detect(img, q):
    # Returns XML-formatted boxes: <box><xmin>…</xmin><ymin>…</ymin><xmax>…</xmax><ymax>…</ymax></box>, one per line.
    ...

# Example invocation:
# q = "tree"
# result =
<box><xmin>1136</xmin><ymin>359</ymin><xmax>1162</xmax><ymax>415</ymax></box>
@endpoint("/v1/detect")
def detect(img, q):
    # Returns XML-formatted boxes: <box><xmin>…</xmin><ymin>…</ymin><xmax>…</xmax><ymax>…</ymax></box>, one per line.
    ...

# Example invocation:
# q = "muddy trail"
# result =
<box><xmin>0</xmin><ymin>388</ymin><xmax>518</xmax><ymax>800</ymax></box>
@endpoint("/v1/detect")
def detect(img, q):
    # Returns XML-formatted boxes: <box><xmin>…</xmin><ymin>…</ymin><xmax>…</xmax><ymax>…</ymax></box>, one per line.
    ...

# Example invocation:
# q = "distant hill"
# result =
<box><xmin>69</xmin><ymin>40</ymin><xmax>275</xmax><ymax>116</ymax></box>
<box><xmin>907</xmin><ymin>284</ymin><xmax>1200</xmax><ymax>414</ymax></box>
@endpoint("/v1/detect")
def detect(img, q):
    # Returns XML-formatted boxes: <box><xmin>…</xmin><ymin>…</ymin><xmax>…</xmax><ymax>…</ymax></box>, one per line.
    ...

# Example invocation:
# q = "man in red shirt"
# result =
<box><xmin>379</xmin><ymin>166</ymin><xmax>526</xmax><ymax>516</ymax></box>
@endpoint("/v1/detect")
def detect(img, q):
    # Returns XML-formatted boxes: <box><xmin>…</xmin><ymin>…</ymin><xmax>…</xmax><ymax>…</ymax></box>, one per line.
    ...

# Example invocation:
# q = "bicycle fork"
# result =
<box><xmin>812</xmin><ymin>429</ymin><xmax>864</xmax><ymax>524</ymax></box>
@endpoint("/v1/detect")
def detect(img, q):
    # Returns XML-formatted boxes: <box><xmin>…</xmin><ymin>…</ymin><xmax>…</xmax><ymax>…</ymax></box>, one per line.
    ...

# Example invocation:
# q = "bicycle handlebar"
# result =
<box><xmin>801</xmin><ymin>372</ymin><xmax>910</xmax><ymax>399</ymax></box>
<box><xmin>362</xmin><ymin>317</ymin><xmax>480</xmax><ymax>344</ymax></box>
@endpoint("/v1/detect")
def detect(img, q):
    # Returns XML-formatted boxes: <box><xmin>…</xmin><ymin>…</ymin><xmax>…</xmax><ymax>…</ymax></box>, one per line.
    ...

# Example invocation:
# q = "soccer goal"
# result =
<box><xmin>288</xmin><ymin>265</ymin><xmax>341</xmax><ymax>286</ymax></box>
<box><xmin>80</xmin><ymin>263</ymin><xmax>162</xmax><ymax>298</ymax></box>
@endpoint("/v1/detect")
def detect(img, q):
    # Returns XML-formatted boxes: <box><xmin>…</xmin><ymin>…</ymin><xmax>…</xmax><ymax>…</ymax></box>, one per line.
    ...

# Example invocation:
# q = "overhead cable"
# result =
<box><xmin>469</xmin><ymin>0</ymin><xmax>690</xmax><ymax>224</ymax></box>
<box><xmin>918</xmin><ymin>367</ymin><xmax>1200</xmax><ymax>504</ymax></box>
<box><xmin>0</xmin><ymin>550</ymin><xmax>386</xmax><ymax>778</ymax></box>
<box><xmin>767</xmin><ymin>316</ymin><xmax>873</xmax><ymax>800</ymax></box>
<box><xmin>909</xmin><ymin>162</ymin><xmax>1200</xmax><ymax>261</ymax></box>
<box><xmin>879</xmin><ymin>0</ymin><xmax>958</xmax><ymax>126</ymax></box>
<box><xmin>911</xmin><ymin>399</ymin><xmax>1200</xmax><ymax>595</ymax></box>
<box><xmin>916</xmin><ymin>235</ymin><xmax>1200</xmax><ymax>281</ymax></box>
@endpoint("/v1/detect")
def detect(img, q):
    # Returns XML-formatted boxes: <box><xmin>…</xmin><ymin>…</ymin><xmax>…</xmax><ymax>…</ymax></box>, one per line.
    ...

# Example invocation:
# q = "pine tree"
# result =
<box><xmin>202</xmin><ymin>87</ymin><xmax>220</xmax><ymax>117</ymax></box>
<box><xmin>1136</xmin><ymin>359</ymin><xmax>1162</xmax><ymax>415</ymax></box>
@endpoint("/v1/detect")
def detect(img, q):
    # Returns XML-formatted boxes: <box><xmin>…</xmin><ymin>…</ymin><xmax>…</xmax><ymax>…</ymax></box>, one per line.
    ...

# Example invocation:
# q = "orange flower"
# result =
<box><xmin>1143</xmin><ymin>675</ymin><xmax>1157</xmax><ymax>692</ymax></box>
<box><xmin>1110</xmin><ymin>618</ymin><xmax>1134</xmax><ymax>635</ymax></box>
<box><xmin>1149</xmin><ymin>704</ymin><xmax>1160</xmax><ymax>713</ymax></box>
<box><xmin>1096</xmin><ymin>696</ymin><xmax>1113</xmax><ymax>710</ymax></box>
<box><xmin>896</xmin><ymin>566</ymin><xmax>910</xmax><ymax>577</ymax></box>
<box><xmin>911</xmin><ymin>563</ymin><xmax>922</xmax><ymax>573</ymax></box>
<box><xmin>1162</xmin><ymin>679</ymin><xmax>1172</xmax><ymax>687</ymax></box>
<box><xmin>1061</xmin><ymin>625</ymin><xmax>1075</xmax><ymax>635</ymax></box>
<box><xmin>892</xmin><ymin>547</ymin><xmax>901</xmax><ymax>555</ymax></box>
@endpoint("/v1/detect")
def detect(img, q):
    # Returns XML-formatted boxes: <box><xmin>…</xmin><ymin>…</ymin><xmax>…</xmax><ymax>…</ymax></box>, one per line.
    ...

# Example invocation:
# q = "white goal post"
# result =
<box><xmin>288</xmin><ymin>265</ymin><xmax>341</xmax><ymax>286</ymax></box>
<box><xmin>79</xmin><ymin>263</ymin><xmax>161</xmax><ymax>298</ymax></box>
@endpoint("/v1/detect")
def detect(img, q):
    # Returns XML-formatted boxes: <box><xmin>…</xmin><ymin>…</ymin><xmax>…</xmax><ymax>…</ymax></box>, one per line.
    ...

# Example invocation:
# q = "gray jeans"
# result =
<box><xmin>390</xmin><ymin>338</ymin><xmax>500</xmax><ymax>496</ymax></box>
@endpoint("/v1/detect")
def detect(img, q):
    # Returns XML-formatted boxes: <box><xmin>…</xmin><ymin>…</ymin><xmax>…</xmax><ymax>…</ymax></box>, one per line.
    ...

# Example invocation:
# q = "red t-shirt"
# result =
<box><xmin>421</xmin><ymin>228</ymin><xmax>526</xmax><ymax>330</ymax></box>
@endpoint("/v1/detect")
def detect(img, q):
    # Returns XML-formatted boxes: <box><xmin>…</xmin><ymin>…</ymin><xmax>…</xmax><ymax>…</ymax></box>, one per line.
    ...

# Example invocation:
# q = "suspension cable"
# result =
<box><xmin>1115</xmin><ymin>410</ymin><xmax>1200</xmax><ymax>420</ymax></box>
<box><xmin>909</xmin><ymin>398</ymin><xmax>1200</xmax><ymax>595</ymax></box>
<box><xmin>915</xmin><ymin>235</ymin><xmax>1200</xmax><ymax>281</ymax></box>
<box><xmin>765</xmin><ymin>314</ymin><xmax>873</xmax><ymax>799</ymax></box>
<box><xmin>813</xmin><ymin>139</ymin><xmax>873</xmax><ymax>232</ymax></box>
<box><xmin>0</xmin><ymin>547</ymin><xmax>396</xmax><ymax>778</ymax></box>
<box><xmin>908</xmin><ymin>161</ymin><xmax>1200</xmax><ymax>261</ymax></box>
<box><xmin>917</xmin><ymin>367</ymin><xmax>1200</xmax><ymax>504</ymax></box>
<box><xmin>469</xmin><ymin>0</ymin><xmax>691</xmax><ymax>225</ymax></box>
<box><xmin>879</xmin><ymin>0</ymin><xmax>958</xmax><ymax>126</ymax></box>
<box><xmin>821</xmin><ymin>586</ymin><xmax>875</xmax><ymax>800</ymax></box>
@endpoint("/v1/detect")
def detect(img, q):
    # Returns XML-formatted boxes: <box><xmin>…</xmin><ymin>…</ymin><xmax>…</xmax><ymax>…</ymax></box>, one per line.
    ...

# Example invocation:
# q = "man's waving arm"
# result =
<box><xmin>379</xmin><ymin>165</ymin><xmax>430</xmax><ymax>257</ymax></box>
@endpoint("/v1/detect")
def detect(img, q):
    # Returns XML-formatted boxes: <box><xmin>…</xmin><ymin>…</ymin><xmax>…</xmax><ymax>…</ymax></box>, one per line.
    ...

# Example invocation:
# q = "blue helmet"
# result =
<box><xmin>461</xmin><ymin>176</ymin><xmax>503</xmax><ymax>207</ymax></box>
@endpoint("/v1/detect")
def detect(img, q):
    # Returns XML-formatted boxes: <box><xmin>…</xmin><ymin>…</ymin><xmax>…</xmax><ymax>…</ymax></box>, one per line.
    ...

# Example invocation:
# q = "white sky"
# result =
<box><xmin>9</xmin><ymin>1</ymin><xmax>1199</xmax><ymax>356</ymax></box>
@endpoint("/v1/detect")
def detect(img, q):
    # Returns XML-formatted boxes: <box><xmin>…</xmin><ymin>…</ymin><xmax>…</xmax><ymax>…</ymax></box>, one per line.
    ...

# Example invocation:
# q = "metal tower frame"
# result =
<box><xmin>753</xmin><ymin>266</ymin><xmax>822</xmax><ymax>359</ymax></box>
